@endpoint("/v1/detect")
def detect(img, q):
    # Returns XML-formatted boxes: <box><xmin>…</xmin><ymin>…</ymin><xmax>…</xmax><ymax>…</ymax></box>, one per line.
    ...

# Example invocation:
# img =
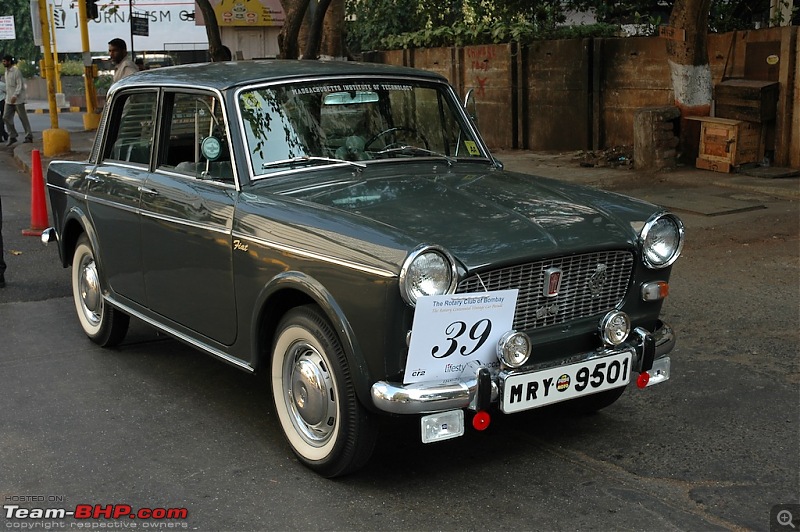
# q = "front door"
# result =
<box><xmin>140</xmin><ymin>90</ymin><xmax>238</xmax><ymax>345</ymax></box>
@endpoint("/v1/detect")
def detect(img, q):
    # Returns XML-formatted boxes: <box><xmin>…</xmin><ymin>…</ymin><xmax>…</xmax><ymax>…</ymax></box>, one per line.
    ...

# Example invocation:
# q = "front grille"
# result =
<box><xmin>456</xmin><ymin>251</ymin><xmax>634</xmax><ymax>331</ymax></box>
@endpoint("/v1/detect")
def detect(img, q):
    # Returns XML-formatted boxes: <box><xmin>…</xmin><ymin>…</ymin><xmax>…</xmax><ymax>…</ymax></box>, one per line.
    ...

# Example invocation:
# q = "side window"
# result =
<box><xmin>158</xmin><ymin>92</ymin><xmax>232</xmax><ymax>182</ymax></box>
<box><xmin>102</xmin><ymin>92</ymin><xmax>157</xmax><ymax>165</ymax></box>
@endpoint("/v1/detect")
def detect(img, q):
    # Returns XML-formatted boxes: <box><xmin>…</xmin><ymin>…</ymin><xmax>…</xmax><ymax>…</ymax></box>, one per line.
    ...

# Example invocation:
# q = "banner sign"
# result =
<box><xmin>403</xmin><ymin>290</ymin><xmax>518</xmax><ymax>384</ymax></box>
<box><xmin>194</xmin><ymin>0</ymin><xmax>285</xmax><ymax>27</ymax></box>
<box><xmin>51</xmin><ymin>0</ymin><xmax>208</xmax><ymax>53</ymax></box>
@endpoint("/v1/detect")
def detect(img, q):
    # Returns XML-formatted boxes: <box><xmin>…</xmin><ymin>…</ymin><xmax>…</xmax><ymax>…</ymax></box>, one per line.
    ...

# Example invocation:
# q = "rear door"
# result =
<box><xmin>87</xmin><ymin>90</ymin><xmax>158</xmax><ymax>304</ymax></box>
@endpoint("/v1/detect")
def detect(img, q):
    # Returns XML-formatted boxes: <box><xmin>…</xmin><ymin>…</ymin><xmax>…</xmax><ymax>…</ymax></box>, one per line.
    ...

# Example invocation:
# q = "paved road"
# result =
<box><xmin>0</xmin><ymin>125</ymin><xmax>797</xmax><ymax>530</ymax></box>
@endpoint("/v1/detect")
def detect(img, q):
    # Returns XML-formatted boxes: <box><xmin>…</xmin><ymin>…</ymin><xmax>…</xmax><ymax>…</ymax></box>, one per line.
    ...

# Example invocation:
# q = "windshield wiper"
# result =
<box><xmin>262</xmin><ymin>156</ymin><xmax>366</xmax><ymax>170</ymax></box>
<box><xmin>376</xmin><ymin>145</ymin><xmax>456</xmax><ymax>166</ymax></box>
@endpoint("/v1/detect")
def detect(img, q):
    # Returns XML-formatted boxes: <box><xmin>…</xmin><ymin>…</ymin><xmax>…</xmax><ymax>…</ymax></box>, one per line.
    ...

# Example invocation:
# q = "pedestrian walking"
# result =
<box><xmin>2</xmin><ymin>55</ymin><xmax>34</xmax><ymax>146</ymax></box>
<box><xmin>108</xmin><ymin>38</ymin><xmax>138</xmax><ymax>82</ymax></box>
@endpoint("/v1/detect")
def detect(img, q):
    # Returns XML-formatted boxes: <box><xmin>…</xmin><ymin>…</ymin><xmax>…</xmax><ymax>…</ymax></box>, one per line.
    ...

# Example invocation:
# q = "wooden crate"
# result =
<box><xmin>714</xmin><ymin>79</ymin><xmax>779</xmax><ymax>123</ymax></box>
<box><xmin>687</xmin><ymin>116</ymin><xmax>764</xmax><ymax>173</ymax></box>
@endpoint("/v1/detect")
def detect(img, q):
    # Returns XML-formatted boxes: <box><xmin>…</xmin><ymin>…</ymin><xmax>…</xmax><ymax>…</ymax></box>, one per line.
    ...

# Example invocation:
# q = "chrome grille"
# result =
<box><xmin>456</xmin><ymin>251</ymin><xmax>634</xmax><ymax>331</ymax></box>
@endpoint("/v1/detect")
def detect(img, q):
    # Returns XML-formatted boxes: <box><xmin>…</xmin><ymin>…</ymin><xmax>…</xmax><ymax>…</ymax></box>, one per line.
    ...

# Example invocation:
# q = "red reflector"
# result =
<box><xmin>637</xmin><ymin>372</ymin><xmax>650</xmax><ymax>389</ymax></box>
<box><xmin>472</xmin><ymin>411</ymin><xmax>491</xmax><ymax>431</ymax></box>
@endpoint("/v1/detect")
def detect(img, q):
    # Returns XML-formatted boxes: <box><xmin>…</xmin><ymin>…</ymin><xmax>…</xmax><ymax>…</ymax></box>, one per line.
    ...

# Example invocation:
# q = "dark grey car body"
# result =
<box><xmin>44</xmin><ymin>60</ymin><xmax>683</xmax><ymax>477</ymax></box>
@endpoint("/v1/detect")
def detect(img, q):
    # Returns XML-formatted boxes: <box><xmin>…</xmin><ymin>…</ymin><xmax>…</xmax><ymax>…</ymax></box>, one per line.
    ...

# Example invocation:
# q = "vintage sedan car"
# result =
<box><xmin>44</xmin><ymin>60</ymin><xmax>683</xmax><ymax>477</ymax></box>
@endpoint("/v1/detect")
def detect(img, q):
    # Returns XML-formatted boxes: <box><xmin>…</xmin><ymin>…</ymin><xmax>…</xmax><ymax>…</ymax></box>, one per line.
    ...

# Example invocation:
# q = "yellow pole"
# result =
<box><xmin>36</xmin><ymin>0</ymin><xmax>70</xmax><ymax>155</ymax></box>
<box><xmin>78</xmin><ymin>0</ymin><xmax>101</xmax><ymax>130</ymax></box>
<box><xmin>48</xmin><ymin>3</ymin><xmax>63</xmax><ymax>95</ymax></box>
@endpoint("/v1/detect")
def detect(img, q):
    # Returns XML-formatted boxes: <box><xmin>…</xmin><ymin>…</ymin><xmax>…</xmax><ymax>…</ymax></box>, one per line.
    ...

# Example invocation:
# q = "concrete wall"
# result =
<box><xmin>523</xmin><ymin>38</ymin><xmax>592</xmax><ymax>151</ymax></box>
<box><xmin>458</xmin><ymin>44</ymin><xmax>516</xmax><ymax>150</ymax></box>
<box><xmin>369</xmin><ymin>26</ymin><xmax>799</xmax><ymax>168</ymax></box>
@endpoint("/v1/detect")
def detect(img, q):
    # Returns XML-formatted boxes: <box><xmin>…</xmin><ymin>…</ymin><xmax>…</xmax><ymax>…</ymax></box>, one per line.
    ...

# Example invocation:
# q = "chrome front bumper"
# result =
<box><xmin>371</xmin><ymin>320</ymin><xmax>675</xmax><ymax>415</ymax></box>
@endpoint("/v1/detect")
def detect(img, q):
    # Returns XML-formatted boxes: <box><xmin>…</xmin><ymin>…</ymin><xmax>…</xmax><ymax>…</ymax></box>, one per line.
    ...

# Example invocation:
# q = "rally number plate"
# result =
<box><xmin>500</xmin><ymin>352</ymin><xmax>632</xmax><ymax>414</ymax></box>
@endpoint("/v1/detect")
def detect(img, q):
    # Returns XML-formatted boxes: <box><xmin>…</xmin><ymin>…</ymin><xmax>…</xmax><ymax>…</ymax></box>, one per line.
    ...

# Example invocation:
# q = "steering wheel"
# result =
<box><xmin>365</xmin><ymin>127</ymin><xmax>429</xmax><ymax>151</ymax></box>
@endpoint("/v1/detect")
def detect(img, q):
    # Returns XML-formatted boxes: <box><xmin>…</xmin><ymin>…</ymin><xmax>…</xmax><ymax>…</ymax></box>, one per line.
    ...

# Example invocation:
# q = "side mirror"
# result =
<box><xmin>463</xmin><ymin>88</ymin><xmax>478</xmax><ymax>124</ymax></box>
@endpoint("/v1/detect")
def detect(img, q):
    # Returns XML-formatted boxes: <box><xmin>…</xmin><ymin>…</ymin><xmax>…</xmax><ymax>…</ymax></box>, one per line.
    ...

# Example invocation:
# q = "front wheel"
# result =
<box><xmin>271</xmin><ymin>305</ymin><xmax>377</xmax><ymax>477</ymax></box>
<box><xmin>71</xmin><ymin>233</ymin><xmax>130</xmax><ymax>347</ymax></box>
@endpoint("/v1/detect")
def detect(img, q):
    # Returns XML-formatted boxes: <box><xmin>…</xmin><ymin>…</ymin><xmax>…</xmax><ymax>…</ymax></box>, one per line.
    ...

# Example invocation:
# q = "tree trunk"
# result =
<box><xmin>279</xmin><ymin>0</ymin><xmax>311</xmax><ymax>59</ymax></box>
<box><xmin>196</xmin><ymin>0</ymin><xmax>225</xmax><ymax>61</ymax></box>
<box><xmin>667</xmin><ymin>0</ymin><xmax>713</xmax><ymax>163</ymax></box>
<box><xmin>320</xmin><ymin>0</ymin><xmax>345</xmax><ymax>59</ymax></box>
<box><xmin>301</xmin><ymin>0</ymin><xmax>333</xmax><ymax>59</ymax></box>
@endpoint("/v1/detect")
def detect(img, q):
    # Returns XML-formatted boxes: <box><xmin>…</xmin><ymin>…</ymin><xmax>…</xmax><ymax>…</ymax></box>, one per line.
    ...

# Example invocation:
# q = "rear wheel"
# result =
<box><xmin>271</xmin><ymin>305</ymin><xmax>377</xmax><ymax>477</ymax></box>
<box><xmin>72</xmin><ymin>234</ymin><xmax>130</xmax><ymax>347</ymax></box>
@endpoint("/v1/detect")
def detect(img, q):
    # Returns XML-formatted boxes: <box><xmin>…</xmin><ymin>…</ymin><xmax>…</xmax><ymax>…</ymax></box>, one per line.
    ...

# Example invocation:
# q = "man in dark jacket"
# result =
<box><xmin>0</xmin><ymin>195</ymin><xmax>6</xmax><ymax>288</ymax></box>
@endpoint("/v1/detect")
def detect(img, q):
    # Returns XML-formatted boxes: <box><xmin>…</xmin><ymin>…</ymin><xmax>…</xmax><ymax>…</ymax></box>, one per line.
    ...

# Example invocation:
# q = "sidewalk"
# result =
<box><xmin>10</xmin><ymin>100</ymin><xmax>800</xmax><ymax>205</ymax></box>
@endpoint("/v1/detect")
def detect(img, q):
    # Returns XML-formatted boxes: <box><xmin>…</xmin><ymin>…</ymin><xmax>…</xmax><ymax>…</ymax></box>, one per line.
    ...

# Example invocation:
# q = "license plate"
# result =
<box><xmin>500</xmin><ymin>352</ymin><xmax>632</xmax><ymax>413</ymax></box>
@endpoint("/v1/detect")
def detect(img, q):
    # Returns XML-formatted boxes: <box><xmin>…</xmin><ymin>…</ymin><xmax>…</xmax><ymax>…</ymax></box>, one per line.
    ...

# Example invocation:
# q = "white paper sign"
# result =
<box><xmin>403</xmin><ymin>289</ymin><xmax>518</xmax><ymax>384</ymax></box>
<box><xmin>0</xmin><ymin>16</ymin><xmax>15</xmax><ymax>41</ymax></box>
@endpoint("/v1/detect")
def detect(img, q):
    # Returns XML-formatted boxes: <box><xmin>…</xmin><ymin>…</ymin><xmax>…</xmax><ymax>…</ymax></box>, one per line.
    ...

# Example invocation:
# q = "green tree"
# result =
<box><xmin>563</xmin><ymin>0</ymin><xmax>784</xmax><ymax>31</ymax></box>
<box><xmin>346</xmin><ymin>0</ymin><xmax>427</xmax><ymax>53</ymax></box>
<box><xmin>1</xmin><ymin>0</ymin><xmax>40</xmax><ymax>65</ymax></box>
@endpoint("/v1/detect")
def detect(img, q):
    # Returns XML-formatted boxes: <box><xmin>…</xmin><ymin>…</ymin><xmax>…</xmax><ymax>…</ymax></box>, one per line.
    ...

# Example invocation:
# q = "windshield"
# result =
<box><xmin>238</xmin><ymin>79</ymin><xmax>488</xmax><ymax>178</ymax></box>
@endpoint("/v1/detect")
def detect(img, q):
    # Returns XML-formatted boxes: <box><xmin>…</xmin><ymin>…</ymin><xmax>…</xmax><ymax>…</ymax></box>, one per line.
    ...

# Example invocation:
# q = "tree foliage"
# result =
<box><xmin>1</xmin><ymin>0</ymin><xmax>40</xmax><ymax>64</ymax></box>
<box><xmin>345</xmin><ymin>0</ymin><xmax>795</xmax><ymax>52</ymax></box>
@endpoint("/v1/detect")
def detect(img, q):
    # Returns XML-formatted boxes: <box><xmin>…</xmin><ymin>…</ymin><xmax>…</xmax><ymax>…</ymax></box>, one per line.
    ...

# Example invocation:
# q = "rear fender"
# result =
<box><xmin>59</xmin><ymin>207</ymin><xmax>100</xmax><ymax>271</ymax></box>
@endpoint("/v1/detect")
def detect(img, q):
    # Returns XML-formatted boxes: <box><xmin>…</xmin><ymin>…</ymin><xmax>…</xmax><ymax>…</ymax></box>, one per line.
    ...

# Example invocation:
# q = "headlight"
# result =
<box><xmin>640</xmin><ymin>213</ymin><xmax>684</xmax><ymax>269</ymax></box>
<box><xmin>399</xmin><ymin>245</ymin><xmax>458</xmax><ymax>306</ymax></box>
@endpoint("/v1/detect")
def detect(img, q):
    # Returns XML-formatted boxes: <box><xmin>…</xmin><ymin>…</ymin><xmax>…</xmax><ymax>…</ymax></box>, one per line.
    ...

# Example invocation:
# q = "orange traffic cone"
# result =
<box><xmin>22</xmin><ymin>149</ymin><xmax>49</xmax><ymax>237</ymax></box>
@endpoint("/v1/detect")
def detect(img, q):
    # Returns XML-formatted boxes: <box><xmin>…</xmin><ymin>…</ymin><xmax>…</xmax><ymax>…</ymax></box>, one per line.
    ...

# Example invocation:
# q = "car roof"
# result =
<box><xmin>111</xmin><ymin>59</ymin><xmax>449</xmax><ymax>92</ymax></box>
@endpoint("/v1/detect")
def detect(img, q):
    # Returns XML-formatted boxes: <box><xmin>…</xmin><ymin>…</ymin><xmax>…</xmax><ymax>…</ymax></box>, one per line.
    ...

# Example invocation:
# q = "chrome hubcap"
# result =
<box><xmin>79</xmin><ymin>258</ymin><xmax>102</xmax><ymax>326</ymax></box>
<box><xmin>284</xmin><ymin>342</ymin><xmax>336</xmax><ymax>447</ymax></box>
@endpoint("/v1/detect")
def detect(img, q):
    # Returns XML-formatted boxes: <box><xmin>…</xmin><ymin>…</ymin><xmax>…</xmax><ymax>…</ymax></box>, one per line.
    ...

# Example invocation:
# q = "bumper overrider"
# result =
<box><xmin>371</xmin><ymin>319</ymin><xmax>674</xmax><ymax>415</ymax></box>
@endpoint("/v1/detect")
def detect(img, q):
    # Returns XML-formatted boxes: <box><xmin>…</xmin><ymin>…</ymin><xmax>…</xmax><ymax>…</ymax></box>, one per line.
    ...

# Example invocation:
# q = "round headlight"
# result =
<box><xmin>641</xmin><ymin>213</ymin><xmax>685</xmax><ymax>269</ymax></box>
<box><xmin>599</xmin><ymin>310</ymin><xmax>631</xmax><ymax>346</ymax></box>
<box><xmin>399</xmin><ymin>246</ymin><xmax>457</xmax><ymax>306</ymax></box>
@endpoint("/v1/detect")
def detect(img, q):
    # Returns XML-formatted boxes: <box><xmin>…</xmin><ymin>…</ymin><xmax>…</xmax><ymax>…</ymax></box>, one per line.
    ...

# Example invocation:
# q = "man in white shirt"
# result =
<box><xmin>2</xmin><ymin>55</ymin><xmax>34</xmax><ymax>146</ymax></box>
<box><xmin>108</xmin><ymin>38</ymin><xmax>139</xmax><ymax>82</ymax></box>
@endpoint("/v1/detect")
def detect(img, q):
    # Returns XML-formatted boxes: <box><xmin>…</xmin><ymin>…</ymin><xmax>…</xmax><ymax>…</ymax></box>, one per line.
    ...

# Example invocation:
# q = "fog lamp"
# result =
<box><xmin>599</xmin><ymin>310</ymin><xmax>631</xmax><ymax>346</ymax></box>
<box><xmin>421</xmin><ymin>410</ymin><xmax>464</xmax><ymax>443</ymax></box>
<box><xmin>496</xmin><ymin>330</ymin><xmax>531</xmax><ymax>368</ymax></box>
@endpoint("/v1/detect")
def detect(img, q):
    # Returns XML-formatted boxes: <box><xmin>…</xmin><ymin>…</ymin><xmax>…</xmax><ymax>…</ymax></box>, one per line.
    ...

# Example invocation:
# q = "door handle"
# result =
<box><xmin>138</xmin><ymin>186</ymin><xmax>159</xmax><ymax>195</ymax></box>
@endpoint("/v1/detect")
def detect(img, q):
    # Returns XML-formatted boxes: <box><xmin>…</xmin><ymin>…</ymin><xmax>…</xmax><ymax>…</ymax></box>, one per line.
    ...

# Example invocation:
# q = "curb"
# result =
<box><xmin>28</xmin><ymin>107</ymin><xmax>86</xmax><ymax>114</ymax></box>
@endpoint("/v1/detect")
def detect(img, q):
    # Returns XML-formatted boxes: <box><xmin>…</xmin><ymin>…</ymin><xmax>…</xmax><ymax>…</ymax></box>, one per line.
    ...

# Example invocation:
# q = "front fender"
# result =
<box><xmin>250</xmin><ymin>271</ymin><xmax>373</xmax><ymax>407</ymax></box>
